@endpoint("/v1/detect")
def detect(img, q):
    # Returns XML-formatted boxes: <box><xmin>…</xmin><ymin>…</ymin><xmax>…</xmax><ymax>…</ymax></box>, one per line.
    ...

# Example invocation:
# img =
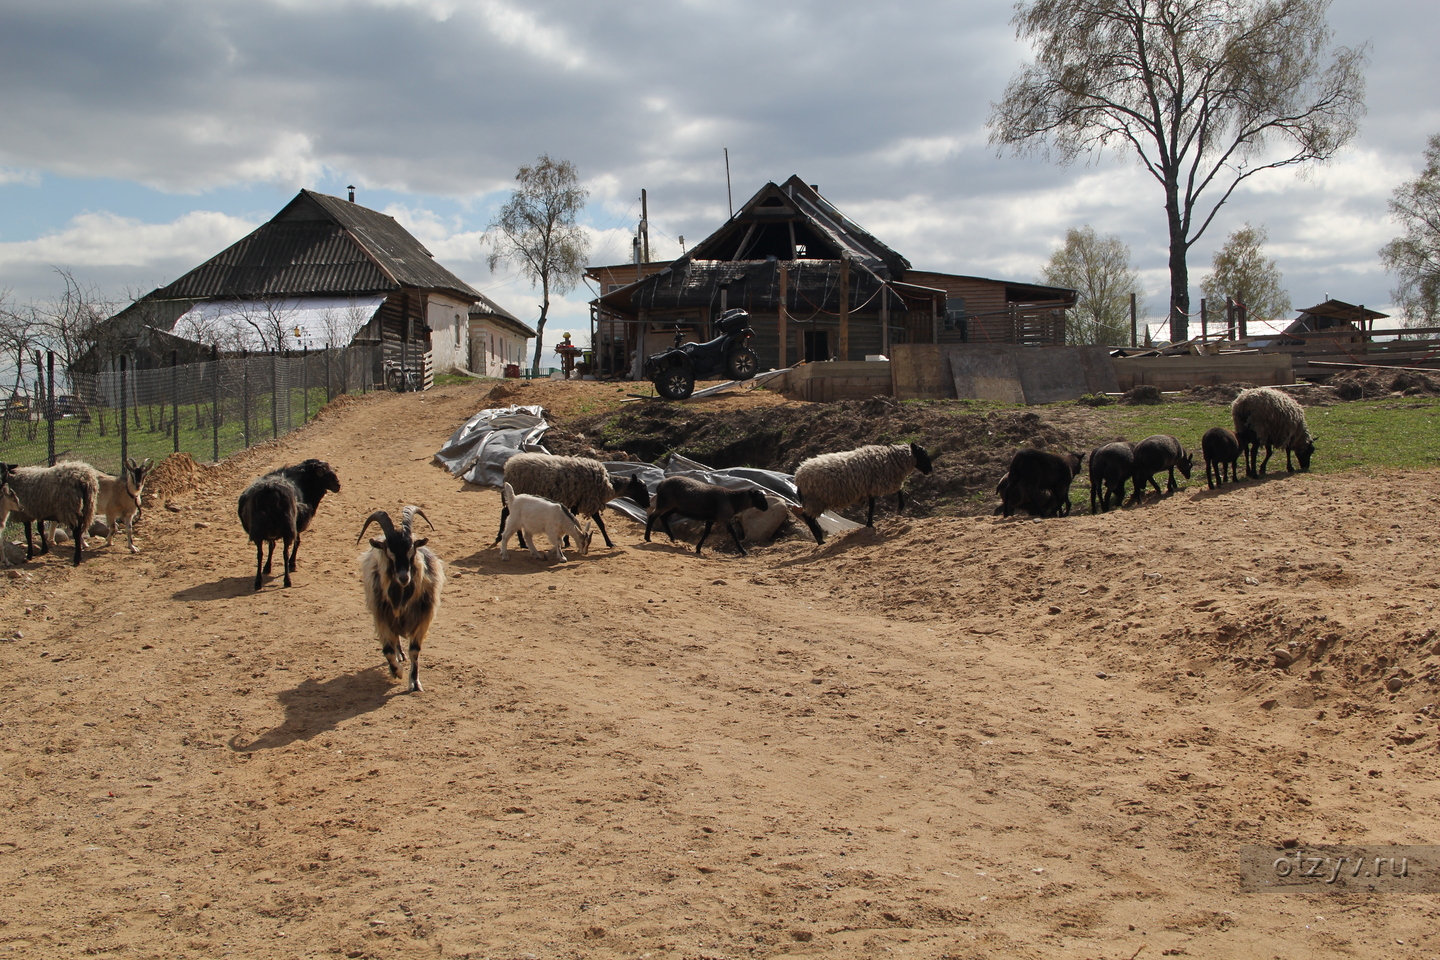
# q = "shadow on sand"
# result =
<box><xmin>229</xmin><ymin>667</ymin><xmax>395</xmax><ymax>753</ymax></box>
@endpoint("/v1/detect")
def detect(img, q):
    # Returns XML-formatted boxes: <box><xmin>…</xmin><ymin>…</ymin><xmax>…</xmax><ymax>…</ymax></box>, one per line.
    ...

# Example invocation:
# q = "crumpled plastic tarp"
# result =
<box><xmin>602</xmin><ymin>453</ymin><xmax>860</xmax><ymax>537</ymax></box>
<box><xmin>434</xmin><ymin>406</ymin><xmax>860</xmax><ymax>540</ymax></box>
<box><xmin>433</xmin><ymin>404</ymin><xmax>550</xmax><ymax>486</ymax></box>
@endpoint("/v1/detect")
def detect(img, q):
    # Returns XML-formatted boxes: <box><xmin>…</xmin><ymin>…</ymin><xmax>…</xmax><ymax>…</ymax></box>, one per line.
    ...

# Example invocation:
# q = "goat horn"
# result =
<box><xmin>356</xmin><ymin>510</ymin><xmax>396</xmax><ymax>544</ymax></box>
<box><xmin>401</xmin><ymin>505</ymin><xmax>434</xmax><ymax>534</ymax></box>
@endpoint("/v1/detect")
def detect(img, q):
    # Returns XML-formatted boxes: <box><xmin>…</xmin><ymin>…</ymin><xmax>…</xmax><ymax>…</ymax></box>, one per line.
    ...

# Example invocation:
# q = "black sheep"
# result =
<box><xmin>995</xmin><ymin>449</ymin><xmax>1085</xmax><ymax>518</ymax></box>
<box><xmin>1128</xmin><ymin>435</ymin><xmax>1193</xmax><ymax>505</ymax></box>
<box><xmin>237</xmin><ymin>459</ymin><xmax>341</xmax><ymax>590</ymax></box>
<box><xmin>644</xmin><ymin>476</ymin><xmax>769</xmax><ymax>556</ymax></box>
<box><xmin>1202</xmin><ymin>427</ymin><xmax>1242</xmax><ymax>489</ymax></box>
<box><xmin>1088</xmin><ymin>442</ymin><xmax>1135</xmax><ymax>513</ymax></box>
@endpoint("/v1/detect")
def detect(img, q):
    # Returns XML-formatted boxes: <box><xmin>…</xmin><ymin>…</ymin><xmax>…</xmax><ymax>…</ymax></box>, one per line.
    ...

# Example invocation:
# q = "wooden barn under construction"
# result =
<box><xmin>586</xmin><ymin>177</ymin><xmax>1077</xmax><ymax>379</ymax></box>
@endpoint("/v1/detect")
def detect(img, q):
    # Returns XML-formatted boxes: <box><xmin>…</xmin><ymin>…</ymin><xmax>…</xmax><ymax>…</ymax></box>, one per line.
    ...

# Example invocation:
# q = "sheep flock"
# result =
<box><xmin>0</xmin><ymin>384</ymin><xmax>1325</xmax><ymax>692</ymax></box>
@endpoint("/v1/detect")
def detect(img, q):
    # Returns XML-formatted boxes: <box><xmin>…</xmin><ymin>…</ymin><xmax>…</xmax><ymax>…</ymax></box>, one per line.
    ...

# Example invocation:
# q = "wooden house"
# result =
<box><xmin>98</xmin><ymin>189</ymin><xmax>507</xmax><ymax>386</ymax></box>
<box><xmin>587</xmin><ymin>177</ymin><xmax>1076</xmax><ymax>377</ymax></box>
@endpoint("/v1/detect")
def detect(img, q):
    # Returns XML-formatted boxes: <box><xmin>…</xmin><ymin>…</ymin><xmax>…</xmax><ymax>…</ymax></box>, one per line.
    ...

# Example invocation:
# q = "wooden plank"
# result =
<box><xmin>949</xmin><ymin>349</ymin><xmax>1024</xmax><ymax>403</ymax></box>
<box><xmin>838</xmin><ymin>258</ymin><xmax>850</xmax><ymax>360</ymax></box>
<box><xmin>777</xmin><ymin>262</ymin><xmax>788</xmax><ymax>370</ymax></box>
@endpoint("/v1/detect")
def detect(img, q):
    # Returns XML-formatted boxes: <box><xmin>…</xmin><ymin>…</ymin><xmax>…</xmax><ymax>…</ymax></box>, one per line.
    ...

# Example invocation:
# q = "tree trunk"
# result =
<box><xmin>1166</xmin><ymin>178</ymin><xmax>1191</xmax><ymax>343</ymax></box>
<box><xmin>531</xmin><ymin>282</ymin><xmax>550</xmax><ymax>377</ymax></box>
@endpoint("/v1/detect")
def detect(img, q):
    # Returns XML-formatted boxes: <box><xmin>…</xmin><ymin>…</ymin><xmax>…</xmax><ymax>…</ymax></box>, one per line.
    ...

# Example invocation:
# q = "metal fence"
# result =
<box><xmin>0</xmin><ymin>346</ymin><xmax>382</xmax><ymax>474</ymax></box>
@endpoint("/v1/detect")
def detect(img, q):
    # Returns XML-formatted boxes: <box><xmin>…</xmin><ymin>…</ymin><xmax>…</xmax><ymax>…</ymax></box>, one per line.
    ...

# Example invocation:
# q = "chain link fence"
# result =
<box><xmin>1</xmin><ymin>346</ymin><xmax>382</xmax><ymax>475</ymax></box>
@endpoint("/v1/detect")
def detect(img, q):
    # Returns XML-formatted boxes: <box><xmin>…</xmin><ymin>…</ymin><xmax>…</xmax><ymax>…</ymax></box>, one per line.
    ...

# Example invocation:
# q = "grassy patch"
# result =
<box><xmin>1073</xmin><ymin>399</ymin><xmax>1440</xmax><ymax>474</ymax></box>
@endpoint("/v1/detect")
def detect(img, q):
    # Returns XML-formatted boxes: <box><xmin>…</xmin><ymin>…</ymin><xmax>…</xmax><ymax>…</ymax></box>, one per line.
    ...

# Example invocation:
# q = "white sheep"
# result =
<box><xmin>498</xmin><ymin>453</ymin><xmax>649</xmax><ymax>549</ymax></box>
<box><xmin>793</xmin><ymin>442</ymin><xmax>934</xmax><ymax>543</ymax></box>
<box><xmin>497</xmin><ymin>483</ymin><xmax>593</xmax><ymax>562</ymax></box>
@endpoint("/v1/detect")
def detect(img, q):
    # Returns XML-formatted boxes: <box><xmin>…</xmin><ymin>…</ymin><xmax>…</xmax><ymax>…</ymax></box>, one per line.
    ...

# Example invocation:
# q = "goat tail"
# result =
<box><xmin>502</xmin><ymin>482</ymin><xmax>516</xmax><ymax>507</ymax></box>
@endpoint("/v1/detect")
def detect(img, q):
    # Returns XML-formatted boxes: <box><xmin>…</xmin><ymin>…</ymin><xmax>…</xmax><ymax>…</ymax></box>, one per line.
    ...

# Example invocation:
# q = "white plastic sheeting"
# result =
<box><xmin>177</xmin><ymin>296</ymin><xmax>386</xmax><ymax>350</ymax></box>
<box><xmin>433</xmin><ymin>405</ymin><xmax>549</xmax><ymax>486</ymax></box>
<box><xmin>433</xmin><ymin>406</ymin><xmax>860</xmax><ymax>542</ymax></box>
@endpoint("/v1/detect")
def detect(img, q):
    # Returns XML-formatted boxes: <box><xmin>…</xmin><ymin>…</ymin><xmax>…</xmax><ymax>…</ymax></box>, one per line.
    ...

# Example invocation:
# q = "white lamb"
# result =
<box><xmin>497</xmin><ymin>483</ymin><xmax>593</xmax><ymax>562</ymax></box>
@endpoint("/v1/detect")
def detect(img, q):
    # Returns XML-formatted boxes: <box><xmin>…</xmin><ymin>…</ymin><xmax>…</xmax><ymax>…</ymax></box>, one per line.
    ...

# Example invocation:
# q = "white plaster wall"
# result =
<box><xmin>427</xmin><ymin>295</ymin><xmax>471</xmax><ymax>373</ymax></box>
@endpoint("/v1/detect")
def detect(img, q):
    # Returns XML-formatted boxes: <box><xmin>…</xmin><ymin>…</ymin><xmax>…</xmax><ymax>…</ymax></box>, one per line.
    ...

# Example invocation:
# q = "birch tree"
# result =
<box><xmin>989</xmin><ymin>0</ymin><xmax>1367</xmax><ymax>341</ymax></box>
<box><xmin>485</xmin><ymin>155</ymin><xmax>589</xmax><ymax>376</ymax></box>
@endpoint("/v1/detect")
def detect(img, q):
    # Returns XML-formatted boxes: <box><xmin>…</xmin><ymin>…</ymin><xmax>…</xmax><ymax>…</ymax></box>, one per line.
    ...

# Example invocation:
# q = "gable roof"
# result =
<box><xmin>149</xmin><ymin>189</ymin><xmax>482</xmax><ymax>303</ymax></box>
<box><xmin>687</xmin><ymin>176</ymin><xmax>911</xmax><ymax>279</ymax></box>
<box><xmin>470</xmin><ymin>292</ymin><xmax>536</xmax><ymax>339</ymax></box>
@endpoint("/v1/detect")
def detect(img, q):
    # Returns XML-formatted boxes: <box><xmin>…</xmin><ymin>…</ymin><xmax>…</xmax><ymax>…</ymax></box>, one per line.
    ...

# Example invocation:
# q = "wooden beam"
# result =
<box><xmin>838</xmin><ymin>258</ymin><xmax>850</xmax><ymax>360</ymax></box>
<box><xmin>778</xmin><ymin>262</ymin><xmax>789</xmax><ymax>369</ymax></box>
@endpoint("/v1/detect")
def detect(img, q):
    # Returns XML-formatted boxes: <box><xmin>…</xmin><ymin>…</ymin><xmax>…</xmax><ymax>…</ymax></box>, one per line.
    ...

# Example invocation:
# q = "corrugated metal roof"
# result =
<box><xmin>469</xmin><ymin>292</ymin><xmax>536</xmax><ymax>338</ymax></box>
<box><xmin>149</xmin><ymin>190</ymin><xmax>481</xmax><ymax>303</ymax></box>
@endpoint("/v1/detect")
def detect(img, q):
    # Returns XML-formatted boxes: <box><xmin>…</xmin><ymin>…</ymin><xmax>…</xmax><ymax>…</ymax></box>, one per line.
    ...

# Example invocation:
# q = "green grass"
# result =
<box><xmin>1076</xmin><ymin>398</ymin><xmax>1440</xmax><ymax>473</ymax></box>
<box><xmin>0</xmin><ymin>385</ymin><xmax>347</xmax><ymax>473</ymax></box>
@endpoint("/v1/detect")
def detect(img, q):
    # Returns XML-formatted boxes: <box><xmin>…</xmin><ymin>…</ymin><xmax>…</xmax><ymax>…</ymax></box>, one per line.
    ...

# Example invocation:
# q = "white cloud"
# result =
<box><xmin>0</xmin><ymin>210</ymin><xmax>255</xmax><ymax>272</ymax></box>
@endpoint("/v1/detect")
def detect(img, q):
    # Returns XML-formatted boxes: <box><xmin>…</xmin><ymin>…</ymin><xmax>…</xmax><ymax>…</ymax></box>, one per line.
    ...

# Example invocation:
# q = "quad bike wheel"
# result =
<box><xmin>654</xmin><ymin>359</ymin><xmax>696</xmax><ymax>400</ymax></box>
<box><xmin>725</xmin><ymin>347</ymin><xmax>759</xmax><ymax>381</ymax></box>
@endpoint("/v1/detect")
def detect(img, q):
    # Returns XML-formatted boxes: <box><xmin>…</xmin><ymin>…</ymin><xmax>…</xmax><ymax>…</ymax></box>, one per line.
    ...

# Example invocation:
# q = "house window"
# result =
<box><xmin>944</xmin><ymin>297</ymin><xmax>968</xmax><ymax>338</ymax></box>
<box><xmin>455</xmin><ymin>314</ymin><xmax>462</xmax><ymax>346</ymax></box>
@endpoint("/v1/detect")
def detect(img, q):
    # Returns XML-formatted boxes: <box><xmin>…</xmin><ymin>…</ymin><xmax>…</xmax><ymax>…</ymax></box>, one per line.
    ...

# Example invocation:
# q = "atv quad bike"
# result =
<box><xmin>643</xmin><ymin>308</ymin><xmax>759</xmax><ymax>400</ymax></box>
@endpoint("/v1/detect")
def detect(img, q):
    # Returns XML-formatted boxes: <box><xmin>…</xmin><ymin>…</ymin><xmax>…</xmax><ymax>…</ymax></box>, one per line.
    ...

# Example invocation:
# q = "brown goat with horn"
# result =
<box><xmin>358</xmin><ymin>505</ymin><xmax>445</xmax><ymax>693</ymax></box>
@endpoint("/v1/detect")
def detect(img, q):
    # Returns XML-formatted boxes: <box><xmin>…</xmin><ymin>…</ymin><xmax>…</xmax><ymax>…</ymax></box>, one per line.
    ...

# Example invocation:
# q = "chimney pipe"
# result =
<box><xmin>347</xmin><ymin>185</ymin><xmax>356</xmax><ymax>203</ymax></box>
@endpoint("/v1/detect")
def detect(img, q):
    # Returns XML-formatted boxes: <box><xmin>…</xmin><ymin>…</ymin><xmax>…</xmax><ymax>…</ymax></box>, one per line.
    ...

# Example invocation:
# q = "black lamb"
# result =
<box><xmin>1128</xmin><ymin>435</ymin><xmax>1193</xmax><ymax>505</ymax></box>
<box><xmin>644</xmin><ymin>476</ymin><xmax>769</xmax><ymax>556</ymax></box>
<box><xmin>1202</xmin><ymin>427</ymin><xmax>1242</xmax><ymax>489</ymax></box>
<box><xmin>237</xmin><ymin>458</ymin><xmax>341</xmax><ymax>590</ymax></box>
<box><xmin>995</xmin><ymin>449</ymin><xmax>1085</xmax><ymax>518</ymax></box>
<box><xmin>1088</xmin><ymin>441</ymin><xmax>1135</xmax><ymax>514</ymax></box>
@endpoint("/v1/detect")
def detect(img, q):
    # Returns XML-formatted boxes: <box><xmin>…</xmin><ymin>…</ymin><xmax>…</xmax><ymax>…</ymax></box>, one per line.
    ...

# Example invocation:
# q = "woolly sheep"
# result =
<box><xmin>1128</xmin><ymin>435</ymin><xmax>1194</xmax><ymax>505</ymax></box>
<box><xmin>497</xmin><ymin>453</ymin><xmax>649</xmax><ymax>549</ymax></box>
<box><xmin>1202</xmin><ymin>427</ymin><xmax>1241</xmax><ymax>489</ymax></box>
<box><xmin>0</xmin><ymin>481</ymin><xmax>20</xmax><ymax>568</ymax></box>
<box><xmin>1231</xmin><ymin>387</ymin><xmax>1315</xmax><ymax>477</ymax></box>
<box><xmin>0</xmin><ymin>461</ymin><xmax>99</xmax><ymax>566</ymax></box>
<box><xmin>1088</xmin><ymin>442</ymin><xmax>1135</xmax><ymax>514</ymax></box>
<box><xmin>645</xmin><ymin>476</ymin><xmax>768</xmax><ymax>556</ymax></box>
<box><xmin>995</xmin><ymin>449</ymin><xmax>1084</xmax><ymax>518</ymax></box>
<box><xmin>237</xmin><ymin>459</ymin><xmax>341</xmax><ymax>590</ymax></box>
<box><xmin>358</xmin><ymin>505</ymin><xmax>445</xmax><ymax>693</ymax></box>
<box><xmin>793</xmin><ymin>442</ymin><xmax>933</xmax><ymax>544</ymax></box>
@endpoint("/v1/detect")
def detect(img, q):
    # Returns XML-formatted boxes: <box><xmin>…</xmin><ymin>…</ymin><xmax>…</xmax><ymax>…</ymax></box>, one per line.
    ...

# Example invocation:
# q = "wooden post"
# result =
<box><xmin>46</xmin><ymin>351</ymin><xmax>56</xmax><ymax>467</ymax></box>
<box><xmin>1130</xmin><ymin>293</ymin><xmax>1138</xmax><ymax>348</ymax></box>
<box><xmin>880</xmin><ymin>285</ymin><xmax>890</xmax><ymax>356</ymax></box>
<box><xmin>1238</xmin><ymin>301</ymin><xmax>1248</xmax><ymax>340</ymax></box>
<box><xmin>212</xmin><ymin>344</ymin><xmax>220</xmax><ymax>463</ymax></box>
<box><xmin>777</xmin><ymin>262</ymin><xmax>789</xmax><ymax>369</ymax></box>
<box><xmin>118</xmin><ymin>355</ymin><xmax>127</xmax><ymax>468</ymax></box>
<box><xmin>932</xmin><ymin>296</ymin><xmax>940</xmax><ymax>344</ymax></box>
<box><xmin>1227</xmin><ymin>298</ymin><xmax>1236</xmax><ymax>340</ymax></box>
<box><xmin>838</xmin><ymin>258</ymin><xmax>850</xmax><ymax>361</ymax></box>
<box><xmin>171</xmin><ymin>350</ymin><xmax>180</xmax><ymax>454</ymax></box>
<box><xmin>1200</xmin><ymin>298</ymin><xmax>1208</xmax><ymax>344</ymax></box>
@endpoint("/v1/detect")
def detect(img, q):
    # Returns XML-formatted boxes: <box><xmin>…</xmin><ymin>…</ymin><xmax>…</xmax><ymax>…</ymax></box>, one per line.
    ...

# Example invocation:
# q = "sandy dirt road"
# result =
<box><xmin>1</xmin><ymin>381</ymin><xmax>1438</xmax><ymax>959</ymax></box>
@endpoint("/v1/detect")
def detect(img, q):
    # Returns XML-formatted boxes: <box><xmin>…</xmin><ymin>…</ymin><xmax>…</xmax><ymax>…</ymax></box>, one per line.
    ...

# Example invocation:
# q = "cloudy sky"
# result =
<box><xmin>1</xmin><ymin>0</ymin><xmax>1437</xmax><ymax>353</ymax></box>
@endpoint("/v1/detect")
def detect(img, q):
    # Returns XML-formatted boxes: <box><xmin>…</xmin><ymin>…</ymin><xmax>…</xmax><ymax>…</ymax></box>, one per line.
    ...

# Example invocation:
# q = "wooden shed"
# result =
<box><xmin>588</xmin><ymin>177</ymin><xmax>1076</xmax><ymax>378</ymax></box>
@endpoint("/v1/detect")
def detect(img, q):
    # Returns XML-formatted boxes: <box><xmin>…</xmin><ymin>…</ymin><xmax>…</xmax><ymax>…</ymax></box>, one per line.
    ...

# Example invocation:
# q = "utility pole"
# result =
<box><xmin>639</xmin><ymin>189</ymin><xmax>650</xmax><ymax>263</ymax></box>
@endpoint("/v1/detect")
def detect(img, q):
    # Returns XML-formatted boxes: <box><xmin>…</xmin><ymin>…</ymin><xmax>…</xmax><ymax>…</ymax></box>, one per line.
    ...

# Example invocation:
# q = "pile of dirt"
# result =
<box><xmin>144</xmin><ymin>451</ymin><xmax>208</xmax><ymax>500</ymax></box>
<box><xmin>553</xmin><ymin>396</ymin><xmax>1088</xmax><ymax>518</ymax></box>
<box><xmin>1330</xmin><ymin>366</ymin><xmax>1440</xmax><ymax>399</ymax></box>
